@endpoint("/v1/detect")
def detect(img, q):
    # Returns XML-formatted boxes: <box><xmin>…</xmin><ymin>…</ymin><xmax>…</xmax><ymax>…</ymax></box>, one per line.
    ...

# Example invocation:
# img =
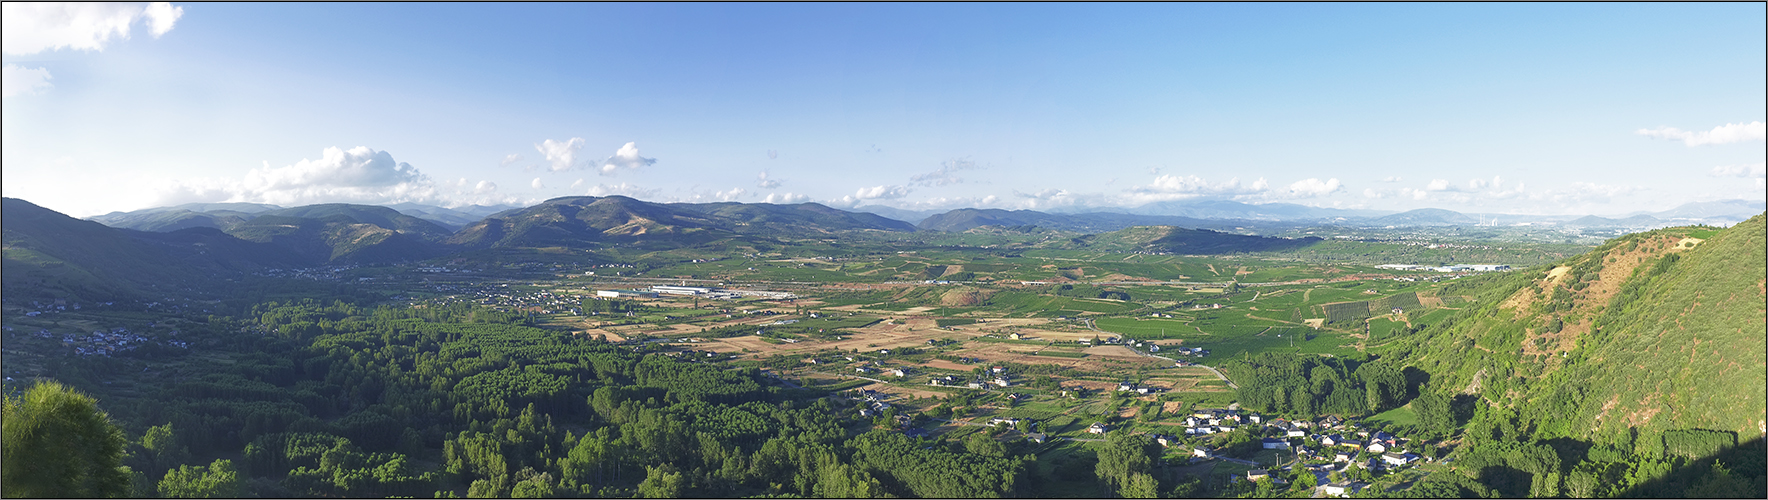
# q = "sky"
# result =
<box><xmin>3</xmin><ymin>2</ymin><xmax>1764</xmax><ymax>218</ymax></box>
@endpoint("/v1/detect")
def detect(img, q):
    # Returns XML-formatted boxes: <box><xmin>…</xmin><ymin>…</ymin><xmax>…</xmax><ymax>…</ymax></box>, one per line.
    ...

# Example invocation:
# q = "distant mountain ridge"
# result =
<box><xmin>88</xmin><ymin>198</ymin><xmax>1763</xmax><ymax>236</ymax></box>
<box><xmin>447</xmin><ymin>196</ymin><xmax>918</xmax><ymax>249</ymax></box>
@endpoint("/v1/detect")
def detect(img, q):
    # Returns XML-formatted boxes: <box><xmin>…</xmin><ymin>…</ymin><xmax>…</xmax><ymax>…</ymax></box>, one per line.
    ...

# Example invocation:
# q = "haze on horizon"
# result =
<box><xmin>2</xmin><ymin>2</ymin><xmax>1763</xmax><ymax>219</ymax></box>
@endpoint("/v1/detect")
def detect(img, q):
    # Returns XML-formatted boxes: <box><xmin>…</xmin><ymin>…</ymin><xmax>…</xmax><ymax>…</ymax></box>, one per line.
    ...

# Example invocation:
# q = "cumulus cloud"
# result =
<box><xmin>535</xmin><ymin>138</ymin><xmax>585</xmax><ymax>172</ymax></box>
<box><xmin>1711</xmin><ymin>162</ymin><xmax>1767</xmax><ymax>178</ymax></box>
<box><xmin>2</xmin><ymin>2</ymin><xmax>183</xmax><ymax>55</ymax></box>
<box><xmin>584</xmin><ymin>182</ymin><xmax>658</xmax><ymax>199</ymax></box>
<box><xmin>909</xmin><ymin>158</ymin><xmax>982</xmax><ymax>187</ymax></box>
<box><xmin>597</xmin><ymin>142</ymin><xmax>655</xmax><ymax>175</ymax></box>
<box><xmin>830</xmin><ymin>185</ymin><xmax>913</xmax><ymax>207</ymax></box>
<box><xmin>763</xmin><ymin>192</ymin><xmax>810</xmax><ymax>204</ymax></box>
<box><xmin>1285</xmin><ymin>178</ymin><xmax>1342</xmax><ymax>197</ymax></box>
<box><xmin>756</xmin><ymin>171</ymin><xmax>781</xmax><ymax>189</ymax></box>
<box><xmin>1425</xmin><ymin>179</ymin><xmax>1453</xmax><ymax>191</ymax></box>
<box><xmin>155</xmin><ymin>146</ymin><xmax>453</xmax><ymax>207</ymax></box>
<box><xmin>474</xmin><ymin>180</ymin><xmax>497</xmax><ymax>194</ymax></box>
<box><xmin>1637</xmin><ymin>121</ymin><xmax>1766</xmax><ymax>146</ymax></box>
<box><xmin>531</xmin><ymin>178</ymin><xmax>544</xmax><ymax>190</ymax></box>
<box><xmin>1</xmin><ymin>64</ymin><xmax>52</xmax><ymax>97</ymax></box>
<box><xmin>2</xmin><ymin>2</ymin><xmax>183</xmax><ymax>98</ymax></box>
<box><xmin>1382</xmin><ymin>176</ymin><xmax>1402</xmax><ymax>182</ymax></box>
<box><xmin>500</xmin><ymin>153</ymin><xmax>524</xmax><ymax>167</ymax></box>
<box><xmin>1129</xmin><ymin>175</ymin><xmax>1270</xmax><ymax>198</ymax></box>
<box><xmin>854</xmin><ymin>185</ymin><xmax>911</xmax><ymax>200</ymax></box>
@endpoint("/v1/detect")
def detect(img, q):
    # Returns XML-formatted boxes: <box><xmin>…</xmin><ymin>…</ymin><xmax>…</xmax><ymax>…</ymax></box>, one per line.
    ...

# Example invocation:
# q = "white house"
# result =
<box><xmin>1323</xmin><ymin>482</ymin><xmax>1369</xmax><ymax>497</ymax></box>
<box><xmin>1261</xmin><ymin>438</ymin><xmax>1291</xmax><ymax>450</ymax></box>
<box><xmin>1193</xmin><ymin>446</ymin><xmax>1214</xmax><ymax>458</ymax></box>
<box><xmin>1088</xmin><ymin>423</ymin><xmax>1109</xmax><ymax>434</ymax></box>
<box><xmin>1381</xmin><ymin>452</ymin><xmax>1420</xmax><ymax>467</ymax></box>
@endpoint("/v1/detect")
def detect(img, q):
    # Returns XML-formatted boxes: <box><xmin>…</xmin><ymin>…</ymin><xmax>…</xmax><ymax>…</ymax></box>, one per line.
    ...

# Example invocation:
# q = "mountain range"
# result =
<box><xmin>88</xmin><ymin>198</ymin><xmax>1764</xmax><ymax>238</ymax></box>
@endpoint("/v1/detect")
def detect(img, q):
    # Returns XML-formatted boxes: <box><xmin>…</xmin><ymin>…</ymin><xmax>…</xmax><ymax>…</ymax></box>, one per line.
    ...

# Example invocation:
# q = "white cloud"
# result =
<box><xmin>854</xmin><ymin>185</ymin><xmax>911</xmax><ymax>200</ymax></box>
<box><xmin>763</xmin><ymin>192</ymin><xmax>810</xmax><ymax>204</ymax></box>
<box><xmin>535</xmin><ymin>138</ymin><xmax>585</xmax><ymax>172</ymax></box>
<box><xmin>155</xmin><ymin>146</ymin><xmax>452</xmax><ymax>207</ymax></box>
<box><xmin>1128</xmin><ymin>175</ymin><xmax>1270</xmax><ymax>200</ymax></box>
<box><xmin>474</xmin><ymin>180</ymin><xmax>497</xmax><ymax>194</ymax></box>
<box><xmin>584</xmin><ymin>182</ymin><xmax>658</xmax><ymax>199</ymax></box>
<box><xmin>142</xmin><ymin>2</ymin><xmax>181</xmax><ymax>36</ymax></box>
<box><xmin>531</xmin><ymin>178</ymin><xmax>544</xmax><ymax>190</ymax></box>
<box><xmin>570</xmin><ymin>178</ymin><xmax>585</xmax><ymax>189</ymax></box>
<box><xmin>2</xmin><ymin>64</ymin><xmax>53</xmax><ymax>97</ymax></box>
<box><xmin>500</xmin><ymin>153</ymin><xmax>524</xmax><ymax>167</ymax></box>
<box><xmin>1381</xmin><ymin>176</ymin><xmax>1402</xmax><ymax>182</ymax></box>
<box><xmin>1467</xmin><ymin>178</ymin><xmax>1488</xmax><ymax>190</ymax></box>
<box><xmin>1637</xmin><ymin>121</ymin><xmax>1766</xmax><ymax>146</ymax></box>
<box><xmin>596</xmin><ymin>142</ymin><xmax>656</xmax><ymax>175</ymax></box>
<box><xmin>1711</xmin><ymin>162</ymin><xmax>1767</xmax><ymax>178</ymax></box>
<box><xmin>1425</xmin><ymin>179</ymin><xmax>1452</xmax><ymax>191</ymax></box>
<box><xmin>756</xmin><ymin>171</ymin><xmax>781</xmax><ymax>189</ymax></box>
<box><xmin>830</xmin><ymin>185</ymin><xmax>913</xmax><ymax>207</ymax></box>
<box><xmin>713</xmin><ymin>187</ymin><xmax>745</xmax><ymax>202</ymax></box>
<box><xmin>1285</xmin><ymin>178</ymin><xmax>1342</xmax><ymax>197</ymax></box>
<box><xmin>909</xmin><ymin>158</ymin><xmax>982</xmax><ymax>187</ymax></box>
<box><xmin>2</xmin><ymin>2</ymin><xmax>183</xmax><ymax>55</ymax></box>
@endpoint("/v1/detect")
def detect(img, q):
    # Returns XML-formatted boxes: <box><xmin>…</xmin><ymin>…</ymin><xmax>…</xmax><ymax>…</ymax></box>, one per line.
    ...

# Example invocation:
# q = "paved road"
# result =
<box><xmin>1080</xmin><ymin>318</ymin><xmax>1238</xmax><ymax>389</ymax></box>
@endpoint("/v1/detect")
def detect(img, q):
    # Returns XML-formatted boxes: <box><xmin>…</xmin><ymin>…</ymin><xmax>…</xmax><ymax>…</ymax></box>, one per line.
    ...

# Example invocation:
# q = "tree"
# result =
<box><xmin>2</xmin><ymin>380</ymin><xmax>131</xmax><ymax>498</ymax></box>
<box><xmin>965</xmin><ymin>432</ymin><xmax>1007</xmax><ymax>457</ymax></box>
<box><xmin>1291</xmin><ymin>467</ymin><xmax>1318</xmax><ymax>493</ymax></box>
<box><xmin>1095</xmin><ymin>430</ymin><xmax>1157</xmax><ymax>495</ymax></box>
<box><xmin>138</xmin><ymin>422</ymin><xmax>193</xmax><ymax>480</ymax></box>
<box><xmin>157</xmin><ymin>459</ymin><xmax>241</xmax><ymax>498</ymax></box>
<box><xmin>1413</xmin><ymin>387</ymin><xmax>1454</xmax><ymax>438</ymax></box>
<box><xmin>638</xmin><ymin>464</ymin><xmax>685</xmax><ymax>498</ymax></box>
<box><xmin>1120</xmin><ymin>472</ymin><xmax>1160</xmax><ymax>498</ymax></box>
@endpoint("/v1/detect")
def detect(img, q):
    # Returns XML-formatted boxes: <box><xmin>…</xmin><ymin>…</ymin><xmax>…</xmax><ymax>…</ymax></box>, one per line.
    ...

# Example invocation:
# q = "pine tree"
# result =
<box><xmin>2</xmin><ymin>380</ymin><xmax>132</xmax><ymax>498</ymax></box>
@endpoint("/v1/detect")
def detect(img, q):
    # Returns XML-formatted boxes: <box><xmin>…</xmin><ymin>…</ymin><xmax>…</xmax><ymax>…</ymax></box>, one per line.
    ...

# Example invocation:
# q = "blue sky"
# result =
<box><xmin>3</xmin><ymin>2</ymin><xmax>1763</xmax><ymax>218</ymax></box>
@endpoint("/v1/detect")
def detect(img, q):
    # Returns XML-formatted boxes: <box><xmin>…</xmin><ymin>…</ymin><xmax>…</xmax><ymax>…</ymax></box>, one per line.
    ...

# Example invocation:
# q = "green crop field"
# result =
<box><xmin>1367</xmin><ymin>316</ymin><xmax>1407</xmax><ymax>343</ymax></box>
<box><xmin>1365</xmin><ymin>403</ymin><xmax>1420</xmax><ymax>427</ymax></box>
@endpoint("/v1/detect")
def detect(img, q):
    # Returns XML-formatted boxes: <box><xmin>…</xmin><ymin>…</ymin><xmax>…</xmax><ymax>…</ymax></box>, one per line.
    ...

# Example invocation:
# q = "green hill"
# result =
<box><xmin>447</xmin><ymin>196</ymin><xmax>914</xmax><ymax>249</ymax></box>
<box><xmin>259</xmin><ymin>204</ymin><xmax>453</xmax><ymax>241</ymax></box>
<box><xmin>1392</xmin><ymin>214</ymin><xmax>1765</xmax><ymax>446</ymax></box>
<box><xmin>2</xmin><ymin>199</ymin><xmax>239</xmax><ymax>301</ymax></box>
<box><xmin>1065</xmin><ymin>225</ymin><xmax>1321</xmax><ymax>254</ymax></box>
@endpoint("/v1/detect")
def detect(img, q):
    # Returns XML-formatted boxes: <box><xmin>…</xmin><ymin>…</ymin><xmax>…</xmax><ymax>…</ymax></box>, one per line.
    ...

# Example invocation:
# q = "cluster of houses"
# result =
<box><xmin>1169</xmin><ymin>346</ymin><xmax>1210</xmax><ymax>357</ymax></box>
<box><xmin>1178</xmin><ymin>407</ymin><xmax>1251</xmax><ymax>436</ymax></box>
<box><xmin>253</xmin><ymin>264</ymin><xmax>358</xmax><ymax>281</ymax></box>
<box><xmin>926</xmin><ymin>366</ymin><xmax>1013</xmax><ymax>388</ymax></box>
<box><xmin>1114</xmin><ymin>381</ymin><xmax>1166</xmax><ymax>395</ymax></box>
<box><xmin>1374</xmin><ymin>263</ymin><xmax>1511</xmax><ymax>273</ymax></box>
<box><xmin>8</xmin><ymin>325</ymin><xmax>188</xmax><ymax>357</ymax></box>
<box><xmin>1123</xmin><ymin>410</ymin><xmax>1429</xmax><ymax>497</ymax></box>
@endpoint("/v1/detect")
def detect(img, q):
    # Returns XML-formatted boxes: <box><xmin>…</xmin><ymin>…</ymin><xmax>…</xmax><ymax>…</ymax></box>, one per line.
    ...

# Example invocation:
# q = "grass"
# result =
<box><xmin>1365</xmin><ymin>403</ymin><xmax>1420</xmax><ymax>427</ymax></box>
<box><xmin>1095</xmin><ymin>314</ymin><xmax>1360</xmax><ymax>361</ymax></box>
<box><xmin>1032</xmin><ymin>350</ymin><xmax>1089</xmax><ymax>359</ymax></box>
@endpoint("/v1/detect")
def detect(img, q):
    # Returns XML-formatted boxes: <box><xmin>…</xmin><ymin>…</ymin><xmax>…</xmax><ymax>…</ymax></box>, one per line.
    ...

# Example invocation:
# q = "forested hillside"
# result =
<box><xmin>1369</xmin><ymin>215</ymin><xmax>1765</xmax><ymax>497</ymax></box>
<box><xmin>27</xmin><ymin>301</ymin><xmax>1034</xmax><ymax>498</ymax></box>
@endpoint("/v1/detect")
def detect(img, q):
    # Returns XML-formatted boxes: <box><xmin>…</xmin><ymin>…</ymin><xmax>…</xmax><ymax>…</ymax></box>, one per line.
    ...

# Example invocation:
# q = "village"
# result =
<box><xmin>841</xmin><ymin>370</ymin><xmax>1433</xmax><ymax>498</ymax></box>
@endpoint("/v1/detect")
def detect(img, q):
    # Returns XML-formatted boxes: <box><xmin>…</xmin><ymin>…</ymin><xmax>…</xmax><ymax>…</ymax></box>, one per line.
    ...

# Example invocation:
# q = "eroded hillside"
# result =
<box><xmin>1397</xmin><ymin>215</ymin><xmax>1765</xmax><ymax>445</ymax></box>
